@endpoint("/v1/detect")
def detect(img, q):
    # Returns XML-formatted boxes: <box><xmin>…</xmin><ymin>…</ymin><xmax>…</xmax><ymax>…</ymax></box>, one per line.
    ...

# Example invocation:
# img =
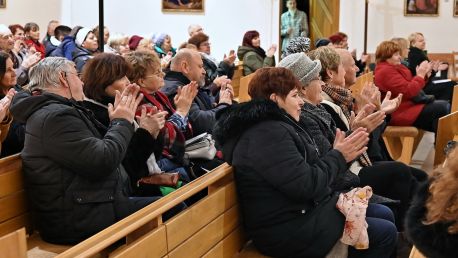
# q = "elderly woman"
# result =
<box><xmin>214</xmin><ymin>66</ymin><xmax>397</xmax><ymax>257</ymax></box>
<box><xmin>153</xmin><ymin>33</ymin><xmax>176</xmax><ymax>59</ymax></box>
<box><xmin>307</xmin><ymin>46</ymin><xmax>427</xmax><ymax>231</ymax></box>
<box><xmin>107</xmin><ymin>33</ymin><xmax>130</xmax><ymax>55</ymax></box>
<box><xmin>82</xmin><ymin>53</ymin><xmax>172</xmax><ymax>196</ymax></box>
<box><xmin>72</xmin><ymin>27</ymin><xmax>98</xmax><ymax>72</ymax></box>
<box><xmin>236</xmin><ymin>30</ymin><xmax>276</xmax><ymax>76</ymax></box>
<box><xmin>407</xmin><ymin>32</ymin><xmax>455</xmax><ymax>101</ymax></box>
<box><xmin>125</xmin><ymin>50</ymin><xmax>197</xmax><ymax>182</ymax></box>
<box><xmin>374</xmin><ymin>41</ymin><xmax>449</xmax><ymax>134</ymax></box>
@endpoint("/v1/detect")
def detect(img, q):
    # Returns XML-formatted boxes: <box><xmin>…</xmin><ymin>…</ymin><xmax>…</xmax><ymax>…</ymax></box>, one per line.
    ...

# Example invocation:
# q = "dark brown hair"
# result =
<box><xmin>0</xmin><ymin>51</ymin><xmax>11</xmax><ymax>81</ymax></box>
<box><xmin>82</xmin><ymin>53</ymin><xmax>132</xmax><ymax>101</ymax></box>
<box><xmin>188</xmin><ymin>33</ymin><xmax>209</xmax><ymax>49</ymax></box>
<box><xmin>248</xmin><ymin>67</ymin><xmax>301</xmax><ymax>100</ymax></box>
<box><xmin>375</xmin><ymin>41</ymin><xmax>401</xmax><ymax>63</ymax></box>
<box><xmin>242</xmin><ymin>30</ymin><xmax>259</xmax><ymax>48</ymax></box>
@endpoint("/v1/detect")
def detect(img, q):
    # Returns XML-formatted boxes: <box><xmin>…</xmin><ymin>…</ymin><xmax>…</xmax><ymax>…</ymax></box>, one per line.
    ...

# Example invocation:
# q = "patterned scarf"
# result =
<box><xmin>321</xmin><ymin>83</ymin><xmax>372</xmax><ymax>167</ymax></box>
<box><xmin>138</xmin><ymin>89</ymin><xmax>192</xmax><ymax>162</ymax></box>
<box><xmin>321</xmin><ymin>83</ymin><xmax>353</xmax><ymax>121</ymax></box>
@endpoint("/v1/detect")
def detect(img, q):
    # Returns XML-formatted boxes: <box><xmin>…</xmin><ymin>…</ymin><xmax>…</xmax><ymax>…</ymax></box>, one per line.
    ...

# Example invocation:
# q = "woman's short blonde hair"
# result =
<box><xmin>307</xmin><ymin>46</ymin><xmax>340</xmax><ymax>82</ymax></box>
<box><xmin>408</xmin><ymin>32</ymin><xmax>424</xmax><ymax>47</ymax></box>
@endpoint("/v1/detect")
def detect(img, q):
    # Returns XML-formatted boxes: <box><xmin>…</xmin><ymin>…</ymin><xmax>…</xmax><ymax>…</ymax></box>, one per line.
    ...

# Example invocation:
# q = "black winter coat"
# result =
<box><xmin>162</xmin><ymin>71</ymin><xmax>229</xmax><ymax>135</ymax></box>
<box><xmin>72</xmin><ymin>46</ymin><xmax>93</xmax><ymax>72</ymax></box>
<box><xmin>405</xmin><ymin>181</ymin><xmax>458</xmax><ymax>258</ymax></box>
<box><xmin>10</xmin><ymin>91</ymin><xmax>136</xmax><ymax>244</ymax></box>
<box><xmin>201</xmin><ymin>54</ymin><xmax>234</xmax><ymax>86</ymax></box>
<box><xmin>214</xmin><ymin>99</ymin><xmax>347</xmax><ymax>258</ymax></box>
<box><xmin>82</xmin><ymin>97</ymin><xmax>164</xmax><ymax>194</ymax></box>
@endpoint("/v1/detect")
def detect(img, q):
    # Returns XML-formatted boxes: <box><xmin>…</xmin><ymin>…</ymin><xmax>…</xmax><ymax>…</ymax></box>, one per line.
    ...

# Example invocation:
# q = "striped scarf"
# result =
<box><xmin>321</xmin><ymin>83</ymin><xmax>372</xmax><ymax>167</ymax></box>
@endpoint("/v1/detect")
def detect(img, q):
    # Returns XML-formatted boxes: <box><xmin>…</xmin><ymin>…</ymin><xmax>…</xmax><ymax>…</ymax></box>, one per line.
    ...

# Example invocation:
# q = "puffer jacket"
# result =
<box><xmin>10</xmin><ymin>90</ymin><xmax>135</xmax><ymax>244</ymax></box>
<box><xmin>213</xmin><ymin>99</ymin><xmax>347</xmax><ymax>258</ymax></box>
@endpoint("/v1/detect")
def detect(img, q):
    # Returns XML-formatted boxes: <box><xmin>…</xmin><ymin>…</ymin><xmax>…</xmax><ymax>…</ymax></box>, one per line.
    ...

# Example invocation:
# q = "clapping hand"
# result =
<box><xmin>174</xmin><ymin>81</ymin><xmax>198</xmax><ymax>117</ymax></box>
<box><xmin>380</xmin><ymin>91</ymin><xmax>402</xmax><ymax>115</ymax></box>
<box><xmin>136</xmin><ymin>106</ymin><xmax>168</xmax><ymax>139</ymax></box>
<box><xmin>333</xmin><ymin>128</ymin><xmax>369</xmax><ymax>163</ymax></box>
<box><xmin>108</xmin><ymin>84</ymin><xmax>143</xmax><ymax>123</ymax></box>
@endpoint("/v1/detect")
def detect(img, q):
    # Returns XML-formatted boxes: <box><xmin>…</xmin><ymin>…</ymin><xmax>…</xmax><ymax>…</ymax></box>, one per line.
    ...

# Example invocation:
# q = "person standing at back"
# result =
<box><xmin>280</xmin><ymin>0</ymin><xmax>308</xmax><ymax>53</ymax></box>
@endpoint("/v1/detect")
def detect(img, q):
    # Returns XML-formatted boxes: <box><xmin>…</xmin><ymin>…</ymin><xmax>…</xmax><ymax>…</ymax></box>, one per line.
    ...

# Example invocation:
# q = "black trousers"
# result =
<box><xmin>413</xmin><ymin>100</ymin><xmax>450</xmax><ymax>134</ymax></box>
<box><xmin>358</xmin><ymin>161</ymin><xmax>426</xmax><ymax>231</ymax></box>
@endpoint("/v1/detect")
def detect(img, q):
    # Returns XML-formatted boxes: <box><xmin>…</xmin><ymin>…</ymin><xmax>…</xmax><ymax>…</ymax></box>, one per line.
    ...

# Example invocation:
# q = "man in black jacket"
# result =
<box><xmin>10</xmin><ymin>57</ymin><xmax>152</xmax><ymax>244</ymax></box>
<box><xmin>162</xmin><ymin>49</ymin><xmax>232</xmax><ymax>135</ymax></box>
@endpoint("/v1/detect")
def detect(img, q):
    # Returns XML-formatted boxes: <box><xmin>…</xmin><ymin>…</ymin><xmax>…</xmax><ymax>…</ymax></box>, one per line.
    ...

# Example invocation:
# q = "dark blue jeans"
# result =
<box><xmin>348</xmin><ymin>203</ymin><xmax>398</xmax><ymax>258</ymax></box>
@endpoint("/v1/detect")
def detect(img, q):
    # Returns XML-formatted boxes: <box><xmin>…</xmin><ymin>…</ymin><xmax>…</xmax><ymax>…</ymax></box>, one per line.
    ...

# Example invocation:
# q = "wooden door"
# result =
<box><xmin>309</xmin><ymin>0</ymin><xmax>340</xmax><ymax>48</ymax></box>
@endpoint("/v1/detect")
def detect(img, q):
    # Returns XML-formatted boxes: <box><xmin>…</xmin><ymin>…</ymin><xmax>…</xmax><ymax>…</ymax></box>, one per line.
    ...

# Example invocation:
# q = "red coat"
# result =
<box><xmin>25</xmin><ymin>39</ymin><xmax>45</xmax><ymax>59</ymax></box>
<box><xmin>374</xmin><ymin>61</ymin><xmax>426</xmax><ymax>126</ymax></box>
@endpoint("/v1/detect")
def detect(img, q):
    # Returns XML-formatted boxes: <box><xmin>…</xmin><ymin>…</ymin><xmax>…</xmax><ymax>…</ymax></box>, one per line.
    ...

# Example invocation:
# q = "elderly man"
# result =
<box><xmin>9</xmin><ymin>57</ymin><xmax>158</xmax><ymax>244</ymax></box>
<box><xmin>0</xmin><ymin>24</ymin><xmax>40</xmax><ymax>86</ymax></box>
<box><xmin>280</xmin><ymin>0</ymin><xmax>308</xmax><ymax>53</ymax></box>
<box><xmin>162</xmin><ymin>49</ymin><xmax>232</xmax><ymax>135</ymax></box>
<box><xmin>187</xmin><ymin>24</ymin><xmax>203</xmax><ymax>37</ymax></box>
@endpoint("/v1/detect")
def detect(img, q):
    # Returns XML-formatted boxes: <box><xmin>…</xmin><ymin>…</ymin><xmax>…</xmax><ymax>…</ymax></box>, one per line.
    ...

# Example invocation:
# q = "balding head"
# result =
<box><xmin>336</xmin><ymin>48</ymin><xmax>359</xmax><ymax>87</ymax></box>
<box><xmin>170</xmin><ymin>48</ymin><xmax>206</xmax><ymax>86</ymax></box>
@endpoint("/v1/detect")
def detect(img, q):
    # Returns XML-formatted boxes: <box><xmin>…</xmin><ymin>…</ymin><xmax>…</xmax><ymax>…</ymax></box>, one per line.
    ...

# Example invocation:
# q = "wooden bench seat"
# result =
<box><xmin>0</xmin><ymin>154</ymin><xmax>71</xmax><ymax>257</ymax></box>
<box><xmin>56</xmin><ymin>163</ymin><xmax>268</xmax><ymax>258</ymax></box>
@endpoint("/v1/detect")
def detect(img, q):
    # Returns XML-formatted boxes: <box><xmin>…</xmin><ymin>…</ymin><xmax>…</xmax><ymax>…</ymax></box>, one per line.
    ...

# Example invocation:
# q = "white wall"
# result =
<box><xmin>340</xmin><ymin>0</ymin><xmax>458</xmax><ymax>54</ymax></box>
<box><xmin>61</xmin><ymin>0</ymin><xmax>280</xmax><ymax>61</ymax></box>
<box><xmin>0</xmin><ymin>0</ymin><xmax>61</xmax><ymax>39</ymax></box>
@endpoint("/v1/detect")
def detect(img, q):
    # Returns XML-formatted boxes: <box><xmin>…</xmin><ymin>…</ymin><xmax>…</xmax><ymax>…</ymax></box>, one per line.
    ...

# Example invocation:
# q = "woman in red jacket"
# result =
<box><xmin>374</xmin><ymin>41</ymin><xmax>449</xmax><ymax>134</ymax></box>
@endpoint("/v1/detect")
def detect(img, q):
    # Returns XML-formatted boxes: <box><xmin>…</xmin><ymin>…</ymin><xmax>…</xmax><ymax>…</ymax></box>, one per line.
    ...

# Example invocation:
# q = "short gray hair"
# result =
<box><xmin>28</xmin><ymin>57</ymin><xmax>74</xmax><ymax>91</ymax></box>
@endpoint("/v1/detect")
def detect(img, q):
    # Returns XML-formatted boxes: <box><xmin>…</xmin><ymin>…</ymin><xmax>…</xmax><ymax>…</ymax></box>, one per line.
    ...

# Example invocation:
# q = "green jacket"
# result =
<box><xmin>237</xmin><ymin>46</ymin><xmax>275</xmax><ymax>76</ymax></box>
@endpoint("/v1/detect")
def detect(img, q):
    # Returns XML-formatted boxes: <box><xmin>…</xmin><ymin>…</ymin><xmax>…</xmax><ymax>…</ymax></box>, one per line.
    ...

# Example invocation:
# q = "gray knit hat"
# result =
<box><xmin>282</xmin><ymin>36</ymin><xmax>311</xmax><ymax>58</ymax></box>
<box><xmin>277</xmin><ymin>53</ymin><xmax>321</xmax><ymax>86</ymax></box>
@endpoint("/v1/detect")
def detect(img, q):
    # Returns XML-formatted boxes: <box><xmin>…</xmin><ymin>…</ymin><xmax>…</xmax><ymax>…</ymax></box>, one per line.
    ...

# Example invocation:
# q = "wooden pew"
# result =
<box><xmin>0</xmin><ymin>228</ymin><xmax>27</xmax><ymax>258</ymax></box>
<box><xmin>0</xmin><ymin>154</ymin><xmax>71</xmax><ymax>256</ymax></box>
<box><xmin>434</xmin><ymin>111</ymin><xmax>458</xmax><ymax>166</ymax></box>
<box><xmin>452</xmin><ymin>85</ymin><xmax>458</xmax><ymax>113</ymax></box>
<box><xmin>409</xmin><ymin>246</ymin><xmax>426</xmax><ymax>258</ymax></box>
<box><xmin>428</xmin><ymin>52</ymin><xmax>457</xmax><ymax>82</ymax></box>
<box><xmin>237</xmin><ymin>73</ymin><xmax>255</xmax><ymax>103</ymax></box>
<box><xmin>232</xmin><ymin>62</ymin><xmax>244</xmax><ymax>98</ymax></box>
<box><xmin>56</xmin><ymin>163</ymin><xmax>267</xmax><ymax>258</ymax></box>
<box><xmin>349</xmin><ymin>72</ymin><xmax>423</xmax><ymax>165</ymax></box>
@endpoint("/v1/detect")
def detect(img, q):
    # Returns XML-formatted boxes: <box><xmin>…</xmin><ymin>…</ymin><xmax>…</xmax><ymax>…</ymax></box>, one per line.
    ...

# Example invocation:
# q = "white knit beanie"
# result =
<box><xmin>75</xmin><ymin>27</ymin><xmax>92</xmax><ymax>47</ymax></box>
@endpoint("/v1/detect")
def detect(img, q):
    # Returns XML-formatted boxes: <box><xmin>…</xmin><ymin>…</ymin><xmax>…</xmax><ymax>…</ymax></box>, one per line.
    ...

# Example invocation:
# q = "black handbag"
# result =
<box><xmin>412</xmin><ymin>90</ymin><xmax>435</xmax><ymax>104</ymax></box>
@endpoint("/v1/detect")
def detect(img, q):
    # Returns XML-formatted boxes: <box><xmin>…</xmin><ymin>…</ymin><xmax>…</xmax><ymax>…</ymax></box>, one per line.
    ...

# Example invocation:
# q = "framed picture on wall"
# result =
<box><xmin>0</xmin><ymin>0</ymin><xmax>6</xmax><ymax>9</ymax></box>
<box><xmin>404</xmin><ymin>0</ymin><xmax>439</xmax><ymax>16</ymax></box>
<box><xmin>162</xmin><ymin>0</ymin><xmax>204</xmax><ymax>13</ymax></box>
<box><xmin>454</xmin><ymin>0</ymin><xmax>458</xmax><ymax>17</ymax></box>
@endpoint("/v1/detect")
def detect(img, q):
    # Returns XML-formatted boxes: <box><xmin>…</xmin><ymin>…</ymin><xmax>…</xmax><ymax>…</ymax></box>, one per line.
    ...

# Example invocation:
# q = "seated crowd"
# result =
<box><xmin>0</xmin><ymin>19</ymin><xmax>457</xmax><ymax>258</ymax></box>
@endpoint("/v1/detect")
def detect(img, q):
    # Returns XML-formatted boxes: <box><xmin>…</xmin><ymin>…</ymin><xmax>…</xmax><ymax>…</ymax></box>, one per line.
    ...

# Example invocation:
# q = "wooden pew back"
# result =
<box><xmin>238</xmin><ymin>73</ymin><xmax>255</xmax><ymax>103</ymax></box>
<box><xmin>349</xmin><ymin>72</ymin><xmax>374</xmax><ymax>98</ymax></box>
<box><xmin>427</xmin><ymin>52</ymin><xmax>457</xmax><ymax>81</ymax></box>
<box><xmin>452</xmin><ymin>85</ymin><xmax>458</xmax><ymax>113</ymax></box>
<box><xmin>57</xmin><ymin>163</ymin><xmax>249</xmax><ymax>258</ymax></box>
<box><xmin>434</xmin><ymin>111</ymin><xmax>458</xmax><ymax>166</ymax></box>
<box><xmin>0</xmin><ymin>154</ymin><xmax>72</xmax><ymax>255</ymax></box>
<box><xmin>0</xmin><ymin>154</ymin><xmax>30</xmax><ymax>237</ymax></box>
<box><xmin>232</xmin><ymin>62</ymin><xmax>244</xmax><ymax>98</ymax></box>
